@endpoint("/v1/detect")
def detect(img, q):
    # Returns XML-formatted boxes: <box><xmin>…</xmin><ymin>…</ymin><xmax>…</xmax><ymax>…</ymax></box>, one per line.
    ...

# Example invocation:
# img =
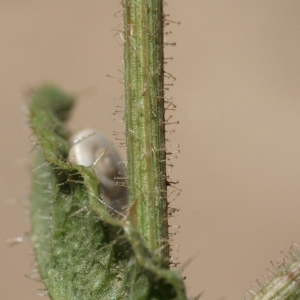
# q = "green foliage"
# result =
<box><xmin>29</xmin><ymin>85</ymin><xmax>187</xmax><ymax>300</ymax></box>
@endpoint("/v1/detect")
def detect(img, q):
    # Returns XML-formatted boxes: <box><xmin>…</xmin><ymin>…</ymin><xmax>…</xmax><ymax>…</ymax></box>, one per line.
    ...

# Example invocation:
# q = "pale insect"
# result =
<box><xmin>68</xmin><ymin>128</ymin><xmax>128</xmax><ymax>217</ymax></box>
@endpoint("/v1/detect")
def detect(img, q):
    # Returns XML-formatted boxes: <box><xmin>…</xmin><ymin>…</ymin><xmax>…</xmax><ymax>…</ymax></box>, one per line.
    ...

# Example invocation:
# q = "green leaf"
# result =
<box><xmin>29</xmin><ymin>85</ymin><xmax>187</xmax><ymax>300</ymax></box>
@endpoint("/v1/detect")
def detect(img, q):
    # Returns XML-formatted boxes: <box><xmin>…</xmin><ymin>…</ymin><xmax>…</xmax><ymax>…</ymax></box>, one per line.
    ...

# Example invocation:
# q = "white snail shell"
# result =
<box><xmin>68</xmin><ymin>128</ymin><xmax>128</xmax><ymax>217</ymax></box>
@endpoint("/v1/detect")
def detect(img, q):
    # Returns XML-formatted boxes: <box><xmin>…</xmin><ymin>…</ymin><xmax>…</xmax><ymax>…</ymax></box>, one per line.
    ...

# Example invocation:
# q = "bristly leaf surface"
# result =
<box><xmin>29</xmin><ymin>85</ymin><xmax>187</xmax><ymax>300</ymax></box>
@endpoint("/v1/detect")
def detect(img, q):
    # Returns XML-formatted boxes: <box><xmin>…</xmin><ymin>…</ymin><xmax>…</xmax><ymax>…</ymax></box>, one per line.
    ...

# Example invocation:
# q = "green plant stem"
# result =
<box><xmin>247</xmin><ymin>252</ymin><xmax>300</xmax><ymax>300</ymax></box>
<box><xmin>123</xmin><ymin>0</ymin><xmax>169</xmax><ymax>267</ymax></box>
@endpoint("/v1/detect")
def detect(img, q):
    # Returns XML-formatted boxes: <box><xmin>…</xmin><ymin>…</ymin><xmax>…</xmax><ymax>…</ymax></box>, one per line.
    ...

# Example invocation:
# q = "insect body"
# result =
<box><xmin>68</xmin><ymin>128</ymin><xmax>128</xmax><ymax>217</ymax></box>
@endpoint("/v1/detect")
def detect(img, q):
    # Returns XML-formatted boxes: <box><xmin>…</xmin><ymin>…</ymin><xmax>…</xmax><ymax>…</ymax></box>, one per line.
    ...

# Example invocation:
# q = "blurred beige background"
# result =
<box><xmin>1</xmin><ymin>1</ymin><xmax>300</xmax><ymax>299</ymax></box>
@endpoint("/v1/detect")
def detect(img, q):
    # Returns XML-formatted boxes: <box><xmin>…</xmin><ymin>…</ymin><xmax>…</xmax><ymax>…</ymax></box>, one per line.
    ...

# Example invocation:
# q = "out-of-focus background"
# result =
<box><xmin>1</xmin><ymin>1</ymin><xmax>300</xmax><ymax>299</ymax></box>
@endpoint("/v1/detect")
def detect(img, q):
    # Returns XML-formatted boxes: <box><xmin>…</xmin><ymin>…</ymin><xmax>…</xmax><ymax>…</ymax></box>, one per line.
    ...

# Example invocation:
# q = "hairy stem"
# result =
<box><xmin>246</xmin><ymin>247</ymin><xmax>300</xmax><ymax>300</ymax></box>
<box><xmin>123</xmin><ymin>0</ymin><xmax>169</xmax><ymax>267</ymax></box>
